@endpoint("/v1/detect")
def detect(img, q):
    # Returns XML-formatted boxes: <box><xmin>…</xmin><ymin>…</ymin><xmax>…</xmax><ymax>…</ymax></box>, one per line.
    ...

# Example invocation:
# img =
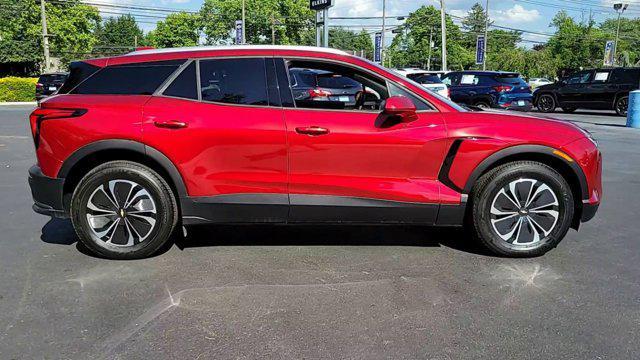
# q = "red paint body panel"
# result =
<box><xmin>285</xmin><ymin>109</ymin><xmax>447</xmax><ymax>203</ymax></box>
<box><xmin>142</xmin><ymin>97</ymin><xmax>288</xmax><ymax>197</ymax></box>
<box><xmin>36</xmin><ymin>95</ymin><xmax>148</xmax><ymax>177</ymax></box>
<box><xmin>31</xmin><ymin>47</ymin><xmax>601</xmax><ymax>222</ymax></box>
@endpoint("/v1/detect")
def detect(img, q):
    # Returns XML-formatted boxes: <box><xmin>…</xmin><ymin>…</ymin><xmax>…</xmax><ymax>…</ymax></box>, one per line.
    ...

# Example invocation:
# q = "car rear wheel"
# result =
<box><xmin>471</xmin><ymin>161</ymin><xmax>574</xmax><ymax>257</ymax></box>
<box><xmin>474</xmin><ymin>101</ymin><xmax>490</xmax><ymax>109</ymax></box>
<box><xmin>70</xmin><ymin>161</ymin><xmax>178</xmax><ymax>259</ymax></box>
<box><xmin>537</xmin><ymin>94</ymin><xmax>556</xmax><ymax>113</ymax></box>
<box><xmin>615</xmin><ymin>96</ymin><xmax>628</xmax><ymax>117</ymax></box>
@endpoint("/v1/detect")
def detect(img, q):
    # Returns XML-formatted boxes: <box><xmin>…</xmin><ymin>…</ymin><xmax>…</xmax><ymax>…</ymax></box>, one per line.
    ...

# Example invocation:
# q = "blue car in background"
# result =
<box><xmin>441</xmin><ymin>71</ymin><xmax>533</xmax><ymax>111</ymax></box>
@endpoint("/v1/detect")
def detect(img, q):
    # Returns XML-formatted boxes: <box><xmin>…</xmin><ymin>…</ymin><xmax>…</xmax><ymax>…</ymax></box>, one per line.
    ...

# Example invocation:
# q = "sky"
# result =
<box><xmin>95</xmin><ymin>0</ymin><xmax>640</xmax><ymax>47</ymax></box>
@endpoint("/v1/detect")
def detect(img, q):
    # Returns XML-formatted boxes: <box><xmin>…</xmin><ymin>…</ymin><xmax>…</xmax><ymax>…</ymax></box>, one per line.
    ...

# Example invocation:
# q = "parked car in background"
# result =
<box><xmin>35</xmin><ymin>72</ymin><xmax>68</xmax><ymax>101</ymax></box>
<box><xmin>289</xmin><ymin>68</ymin><xmax>364</xmax><ymax>108</ymax></box>
<box><xmin>441</xmin><ymin>71</ymin><xmax>533</xmax><ymax>111</ymax></box>
<box><xmin>28</xmin><ymin>45</ymin><xmax>600</xmax><ymax>260</ymax></box>
<box><xmin>534</xmin><ymin>67</ymin><xmax>640</xmax><ymax>116</ymax></box>
<box><xmin>528</xmin><ymin>77</ymin><xmax>553</xmax><ymax>89</ymax></box>
<box><xmin>394</xmin><ymin>68</ymin><xmax>450</xmax><ymax>98</ymax></box>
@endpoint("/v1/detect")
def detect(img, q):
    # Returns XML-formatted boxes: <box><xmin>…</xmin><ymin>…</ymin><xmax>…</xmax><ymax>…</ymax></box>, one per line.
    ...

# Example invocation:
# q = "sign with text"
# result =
<box><xmin>374</xmin><ymin>32</ymin><xmax>382</xmax><ymax>63</ymax></box>
<box><xmin>603</xmin><ymin>40</ymin><xmax>615</xmax><ymax>66</ymax></box>
<box><xmin>235</xmin><ymin>20</ymin><xmax>243</xmax><ymax>44</ymax></box>
<box><xmin>310</xmin><ymin>0</ymin><xmax>334</xmax><ymax>11</ymax></box>
<box><xmin>476</xmin><ymin>35</ymin><xmax>485</xmax><ymax>65</ymax></box>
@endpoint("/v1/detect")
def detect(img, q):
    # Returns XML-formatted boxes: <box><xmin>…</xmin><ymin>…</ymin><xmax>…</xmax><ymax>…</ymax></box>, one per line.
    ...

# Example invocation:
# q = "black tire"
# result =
<box><xmin>70</xmin><ymin>161</ymin><xmax>178</xmax><ymax>259</ymax></box>
<box><xmin>561</xmin><ymin>107</ymin><xmax>576</xmax><ymax>113</ymax></box>
<box><xmin>615</xmin><ymin>96</ymin><xmax>628</xmax><ymax>117</ymax></box>
<box><xmin>470</xmin><ymin>161</ymin><xmax>574</xmax><ymax>257</ymax></box>
<box><xmin>537</xmin><ymin>94</ymin><xmax>556</xmax><ymax>113</ymax></box>
<box><xmin>474</xmin><ymin>101</ymin><xmax>490</xmax><ymax>109</ymax></box>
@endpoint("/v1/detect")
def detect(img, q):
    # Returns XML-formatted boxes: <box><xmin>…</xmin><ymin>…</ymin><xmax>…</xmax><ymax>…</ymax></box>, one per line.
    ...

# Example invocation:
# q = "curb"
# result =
<box><xmin>0</xmin><ymin>102</ymin><xmax>37</xmax><ymax>106</ymax></box>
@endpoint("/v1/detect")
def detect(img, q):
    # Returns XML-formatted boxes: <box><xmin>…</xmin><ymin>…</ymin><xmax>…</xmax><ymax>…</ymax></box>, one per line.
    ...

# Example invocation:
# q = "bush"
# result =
<box><xmin>0</xmin><ymin>77</ymin><xmax>38</xmax><ymax>102</ymax></box>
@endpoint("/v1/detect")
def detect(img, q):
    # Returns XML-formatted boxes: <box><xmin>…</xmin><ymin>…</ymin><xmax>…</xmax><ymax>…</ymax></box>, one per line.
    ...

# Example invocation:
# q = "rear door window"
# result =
<box><xmin>611</xmin><ymin>69</ymin><xmax>640</xmax><ymax>85</ymax></box>
<box><xmin>199</xmin><ymin>58</ymin><xmax>269</xmax><ymax>106</ymax></box>
<box><xmin>71</xmin><ymin>60</ymin><xmax>185</xmax><ymax>95</ymax></box>
<box><xmin>495</xmin><ymin>75</ymin><xmax>527</xmax><ymax>86</ymax></box>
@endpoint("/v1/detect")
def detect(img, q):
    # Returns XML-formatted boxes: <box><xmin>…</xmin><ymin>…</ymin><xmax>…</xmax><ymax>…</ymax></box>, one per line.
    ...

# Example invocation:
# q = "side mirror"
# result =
<box><xmin>383</xmin><ymin>95</ymin><xmax>418</xmax><ymax>122</ymax></box>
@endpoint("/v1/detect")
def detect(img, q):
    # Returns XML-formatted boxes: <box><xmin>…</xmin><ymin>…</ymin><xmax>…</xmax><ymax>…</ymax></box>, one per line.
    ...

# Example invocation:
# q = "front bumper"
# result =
<box><xmin>28</xmin><ymin>165</ymin><xmax>67</xmax><ymax>218</ymax></box>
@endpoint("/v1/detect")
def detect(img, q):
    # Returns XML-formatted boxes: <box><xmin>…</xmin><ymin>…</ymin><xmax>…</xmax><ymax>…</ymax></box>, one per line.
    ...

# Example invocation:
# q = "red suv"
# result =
<box><xmin>28</xmin><ymin>46</ymin><xmax>602</xmax><ymax>259</ymax></box>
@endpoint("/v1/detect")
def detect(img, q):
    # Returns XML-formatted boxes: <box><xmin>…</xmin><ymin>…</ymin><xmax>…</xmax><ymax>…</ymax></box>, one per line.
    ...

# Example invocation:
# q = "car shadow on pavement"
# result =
<box><xmin>39</xmin><ymin>218</ymin><xmax>493</xmax><ymax>257</ymax></box>
<box><xmin>177</xmin><ymin>224</ymin><xmax>492</xmax><ymax>256</ymax></box>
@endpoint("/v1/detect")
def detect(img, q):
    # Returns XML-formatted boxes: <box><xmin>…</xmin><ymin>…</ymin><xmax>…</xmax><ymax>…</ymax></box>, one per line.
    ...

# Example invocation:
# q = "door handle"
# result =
<box><xmin>154</xmin><ymin>120</ymin><xmax>188</xmax><ymax>129</ymax></box>
<box><xmin>295</xmin><ymin>126</ymin><xmax>329</xmax><ymax>136</ymax></box>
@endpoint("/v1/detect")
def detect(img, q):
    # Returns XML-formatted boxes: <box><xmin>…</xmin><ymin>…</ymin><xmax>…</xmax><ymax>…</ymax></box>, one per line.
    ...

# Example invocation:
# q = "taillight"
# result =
<box><xmin>309</xmin><ymin>88</ymin><xmax>332</xmax><ymax>98</ymax></box>
<box><xmin>493</xmin><ymin>85</ymin><xmax>513</xmax><ymax>93</ymax></box>
<box><xmin>29</xmin><ymin>107</ymin><xmax>87</xmax><ymax>148</ymax></box>
<box><xmin>446</xmin><ymin>88</ymin><xmax>450</xmax><ymax>98</ymax></box>
<box><xmin>36</xmin><ymin>83</ymin><xmax>43</xmax><ymax>88</ymax></box>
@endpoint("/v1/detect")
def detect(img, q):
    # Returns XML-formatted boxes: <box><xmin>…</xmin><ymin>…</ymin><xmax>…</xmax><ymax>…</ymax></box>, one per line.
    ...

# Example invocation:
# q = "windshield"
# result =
<box><xmin>495</xmin><ymin>75</ymin><xmax>527</xmax><ymax>86</ymax></box>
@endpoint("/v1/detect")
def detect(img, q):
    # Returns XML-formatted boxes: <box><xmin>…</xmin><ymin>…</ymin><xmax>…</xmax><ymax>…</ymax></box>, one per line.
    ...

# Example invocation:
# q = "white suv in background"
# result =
<box><xmin>393</xmin><ymin>68</ymin><xmax>450</xmax><ymax>99</ymax></box>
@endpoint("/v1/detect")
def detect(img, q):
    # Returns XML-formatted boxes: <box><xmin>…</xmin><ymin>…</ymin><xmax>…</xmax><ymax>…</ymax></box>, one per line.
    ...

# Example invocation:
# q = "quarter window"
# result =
<box><xmin>71</xmin><ymin>60</ymin><xmax>185</xmax><ymax>95</ymax></box>
<box><xmin>199</xmin><ymin>58</ymin><xmax>269</xmax><ymax>106</ymax></box>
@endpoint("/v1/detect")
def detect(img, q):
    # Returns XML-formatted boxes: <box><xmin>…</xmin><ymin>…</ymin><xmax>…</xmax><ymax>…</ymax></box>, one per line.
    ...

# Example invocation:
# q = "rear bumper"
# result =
<box><xmin>28</xmin><ymin>165</ymin><xmax>67</xmax><ymax>218</ymax></box>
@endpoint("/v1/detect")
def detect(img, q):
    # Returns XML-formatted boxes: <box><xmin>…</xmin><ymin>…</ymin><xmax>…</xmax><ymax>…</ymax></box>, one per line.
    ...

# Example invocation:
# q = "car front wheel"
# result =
<box><xmin>70</xmin><ymin>161</ymin><xmax>178</xmax><ymax>259</ymax></box>
<box><xmin>537</xmin><ymin>94</ymin><xmax>556</xmax><ymax>113</ymax></box>
<box><xmin>471</xmin><ymin>161</ymin><xmax>574</xmax><ymax>257</ymax></box>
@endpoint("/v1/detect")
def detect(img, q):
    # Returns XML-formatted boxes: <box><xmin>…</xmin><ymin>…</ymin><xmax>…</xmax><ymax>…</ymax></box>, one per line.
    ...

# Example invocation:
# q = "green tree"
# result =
<box><xmin>547</xmin><ymin>11</ymin><xmax>604</xmax><ymax>70</ymax></box>
<box><xmin>461</xmin><ymin>2</ymin><xmax>492</xmax><ymax>49</ymax></box>
<box><xmin>599</xmin><ymin>17</ymin><xmax>640</xmax><ymax>66</ymax></box>
<box><xmin>387</xmin><ymin>5</ymin><xmax>471</xmax><ymax>70</ymax></box>
<box><xmin>147</xmin><ymin>12</ymin><xmax>201</xmax><ymax>48</ymax></box>
<box><xmin>0</xmin><ymin>0</ymin><xmax>100</xmax><ymax>73</ymax></box>
<box><xmin>199</xmin><ymin>0</ymin><xmax>314</xmax><ymax>45</ymax></box>
<box><xmin>329</xmin><ymin>28</ymin><xmax>373</xmax><ymax>55</ymax></box>
<box><xmin>95</xmin><ymin>14</ymin><xmax>144</xmax><ymax>55</ymax></box>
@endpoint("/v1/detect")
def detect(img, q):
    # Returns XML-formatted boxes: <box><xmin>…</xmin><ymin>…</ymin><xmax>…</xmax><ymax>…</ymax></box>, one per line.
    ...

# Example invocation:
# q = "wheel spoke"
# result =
<box><xmin>489</xmin><ymin>177</ymin><xmax>560</xmax><ymax>246</ymax></box>
<box><xmin>85</xmin><ymin>179</ymin><xmax>157</xmax><ymax>248</ymax></box>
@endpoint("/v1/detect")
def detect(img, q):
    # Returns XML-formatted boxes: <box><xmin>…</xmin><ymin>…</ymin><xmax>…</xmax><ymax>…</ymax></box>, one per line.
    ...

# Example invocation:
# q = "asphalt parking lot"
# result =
<box><xmin>1</xmin><ymin>105</ymin><xmax>638</xmax><ymax>359</ymax></box>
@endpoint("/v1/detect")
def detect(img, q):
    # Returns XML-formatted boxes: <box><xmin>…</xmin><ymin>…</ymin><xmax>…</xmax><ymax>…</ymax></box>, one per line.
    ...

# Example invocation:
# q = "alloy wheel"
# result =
<box><xmin>85</xmin><ymin>179</ymin><xmax>158</xmax><ymax>247</ymax></box>
<box><xmin>489</xmin><ymin>178</ymin><xmax>560</xmax><ymax>246</ymax></box>
<box><xmin>538</xmin><ymin>95</ymin><xmax>555</xmax><ymax>112</ymax></box>
<box><xmin>616</xmin><ymin>97</ymin><xmax>628</xmax><ymax>116</ymax></box>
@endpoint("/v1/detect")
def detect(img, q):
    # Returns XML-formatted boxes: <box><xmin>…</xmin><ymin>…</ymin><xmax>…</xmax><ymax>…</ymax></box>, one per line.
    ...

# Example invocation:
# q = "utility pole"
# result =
<box><xmin>381</xmin><ymin>0</ymin><xmax>386</xmax><ymax>65</ymax></box>
<box><xmin>134</xmin><ymin>35</ymin><xmax>138</xmax><ymax>48</ymax></box>
<box><xmin>440</xmin><ymin>0</ymin><xmax>447</xmax><ymax>71</ymax></box>
<box><xmin>483</xmin><ymin>0</ymin><xmax>489</xmax><ymax>71</ymax></box>
<box><xmin>322</xmin><ymin>8</ymin><xmax>329</xmax><ymax>47</ymax></box>
<box><xmin>613</xmin><ymin>3</ymin><xmax>628</xmax><ymax>65</ymax></box>
<box><xmin>427</xmin><ymin>27</ymin><xmax>433</xmax><ymax>70</ymax></box>
<box><xmin>241</xmin><ymin>0</ymin><xmax>246</xmax><ymax>44</ymax></box>
<box><xmin>40</xmin><ymin>0</ymin><xmax>51</xmax><ymax>72</ymax></box>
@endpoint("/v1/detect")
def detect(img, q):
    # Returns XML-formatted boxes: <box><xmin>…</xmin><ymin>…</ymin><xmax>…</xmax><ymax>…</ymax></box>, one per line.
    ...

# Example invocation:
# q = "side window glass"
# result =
<box><xmin>593</xmin><ymin>71</ymin><xmax>610</xmax><ymax>83</ymax></box>
<box><xmin>71</xmin><ymin>60</ymin><xmax>185</xmax><ymax>95</ymax></box>
<box><xmin>199</xmin><ymin>58</ymin><xmax>268</xmax><ymax>106</ymax></box>
<box><xmin>163</xmin><ymin>61</ymin><xmax>197</xmax><ymax>100</ymax></box>
<box><xmin>441</xmin><ymin>75</ymin><xmax>452</xmax><ymax>86</ymax></box>
<box><xmin>388</xmin><ymin>83</ymin><xmax>433</xmax><ymax>111</ymax></box>
<box><xmin>567</xmin><ymin>71</ymin><xmax>592</xmax><ymax>84</ymax></box>
<box><xmin>460</xmin><ymin>74</ymin><xmax>479</xmax><ymax>85</ymax></box>
<box><xmin>286</xmin><ymin>61</ymin><xmax>388</xmax><ymax>111</ymax></box>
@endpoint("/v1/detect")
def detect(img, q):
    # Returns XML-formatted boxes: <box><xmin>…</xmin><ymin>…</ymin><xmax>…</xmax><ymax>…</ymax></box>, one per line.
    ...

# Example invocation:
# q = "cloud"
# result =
<box><xmin>492</xmin><ymin>4</ymin><xmax>540</xmax><ymax>24</ymax></box>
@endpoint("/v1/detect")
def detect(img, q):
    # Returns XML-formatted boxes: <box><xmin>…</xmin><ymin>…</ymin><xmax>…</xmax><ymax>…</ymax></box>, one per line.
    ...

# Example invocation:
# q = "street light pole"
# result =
<box><xmin>440</xmin><ymin>0</ymin><xmax>447</xmax><ymax>71</ymax></box>
<box><xmin>483</xmin><ymin>0</ymin><xmax>489</xmax><ymax>71</ymax></box>
<box><xmin>40</xmin><ymin>0</ymin><xmax>51</xmax><ymax>72</ymax></box>
<box><xmin>613</xmin><ymin>3</ymin><xmax>628</xmax><ymax>65</ymax></box>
